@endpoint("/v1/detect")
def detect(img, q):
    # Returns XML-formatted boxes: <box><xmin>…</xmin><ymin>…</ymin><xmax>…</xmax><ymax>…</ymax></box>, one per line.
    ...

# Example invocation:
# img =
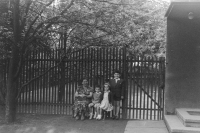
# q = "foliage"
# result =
<box><xmin>0</xmin><ymin>0</ymin><xmax>169</xmax><ymax>58</ymax></box>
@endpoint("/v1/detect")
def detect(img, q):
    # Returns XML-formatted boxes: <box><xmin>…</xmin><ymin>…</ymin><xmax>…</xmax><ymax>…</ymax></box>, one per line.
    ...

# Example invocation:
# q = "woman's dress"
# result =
<box><xmin>73</xmin><ymin>86</ymin><xmax>93</xmax><ymax>116</ymax></box>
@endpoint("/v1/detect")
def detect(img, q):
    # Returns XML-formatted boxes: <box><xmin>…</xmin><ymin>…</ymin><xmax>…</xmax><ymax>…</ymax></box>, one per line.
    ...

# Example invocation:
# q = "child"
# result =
<box><xmin>98</xmin><ymin>82</ymin><xmax>113</xmax><ymax>120</ymax></box>
<box><xmin>88</xmin><ymin>85</ymin><xmax>103</xmax><ymax>119</ymax></box>
<box><xmin>109</xmin><ymin>70</ymin><xmax>124</xmax><ymax>120</ymax></box>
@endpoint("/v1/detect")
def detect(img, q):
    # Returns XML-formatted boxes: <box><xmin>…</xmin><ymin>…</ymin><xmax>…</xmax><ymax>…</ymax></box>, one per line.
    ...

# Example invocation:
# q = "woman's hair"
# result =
<box><xmin>82</xmin><ymin>77</ymin><xmax>88</xmax><ymax>81</ymax></box>
<box><xmin>78</xmin><ymin>77</ymin><xmax>88</xmax><ymax>85</ymax></box>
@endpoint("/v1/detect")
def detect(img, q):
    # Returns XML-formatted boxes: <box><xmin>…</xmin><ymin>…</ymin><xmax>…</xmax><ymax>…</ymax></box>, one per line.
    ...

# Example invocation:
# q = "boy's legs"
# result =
<box><xmin>115</xmin><ymin>101</ymin><xmax>120</xmax><ymax>119</ymax></box>
<box><xmin>89</xmin><ymin>103</ymin><xmax>94</xmax><ymax>112</ymax></box>
<box><xmin>96</xmin><ymin>105</ymin><xmax>99</xmax><ymax>116</ymax></box>
<box><xmin>113</xmin><ymin>101</ymin><xmax>116</xmax><ymax>118</ymax></box>
<box><xmin>99</xmin><ymin>106</ymin><xmax>102</xmax><ymax>116</ymax></box>
<box><xmin>88</xmin><ymin>103</ymin><xmax>94</xmax><ymax>119</ymax></box>
<box><xmin>96</xmin><ymin>103</ymin><xmax>102</xmax><ymax>119</ymax></box>
<box><xmin>93</xmin><ymin>106</ymin><xmax>97</xmax><ymax>119</ymax></box>
<box><xmin>113</xmin><ymin>100</ymin><xmax>120</xmax><ymax>119</ymax></box>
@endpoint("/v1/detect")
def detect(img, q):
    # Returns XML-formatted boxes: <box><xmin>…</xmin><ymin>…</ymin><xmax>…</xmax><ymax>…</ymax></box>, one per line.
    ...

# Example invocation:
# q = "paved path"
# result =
<box><xmin>124</xmin><ymin>120</ymin><xmax>169</xmax><ymax>133</ymax></box>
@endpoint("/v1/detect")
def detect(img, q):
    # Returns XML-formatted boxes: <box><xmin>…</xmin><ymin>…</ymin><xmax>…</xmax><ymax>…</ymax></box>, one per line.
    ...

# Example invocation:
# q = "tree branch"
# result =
<box><xmin>24</xmin><ymin>0</ymin><xmax>55</xmax><ymax>42</ymax></box>
<box><xmin>27</xmin><ymin>0</ymin><xmax>75</xmax><ymax>44</ymax></box>
<box><xmin>20</xmin><ymin>0</ymin><xmax>32</xmax><ymax>36</ymax></box>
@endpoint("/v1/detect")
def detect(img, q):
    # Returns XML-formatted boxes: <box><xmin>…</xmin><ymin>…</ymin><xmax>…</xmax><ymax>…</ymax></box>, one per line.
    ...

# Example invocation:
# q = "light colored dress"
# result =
<box><xmin>100</xmin><ymin>91</ymin><xmax>113</xmax><ymax>111</ymax></box>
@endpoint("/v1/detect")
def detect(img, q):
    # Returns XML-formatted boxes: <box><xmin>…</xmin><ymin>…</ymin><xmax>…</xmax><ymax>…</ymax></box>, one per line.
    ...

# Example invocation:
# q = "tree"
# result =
<box><xmin>0</xmin><ymin>0</ymin><xmax>169</xmax><ymax>123</ymax></box>
<box><xmin>2</xmin><ymin>0</ymin><xmax>77</xmax><ymax>123</ymax></box>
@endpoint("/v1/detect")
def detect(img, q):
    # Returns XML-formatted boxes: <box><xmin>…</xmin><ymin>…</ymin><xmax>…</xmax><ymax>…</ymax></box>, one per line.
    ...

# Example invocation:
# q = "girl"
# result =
<box><xmin>97</xmin><ymin>82</ymin><xmax>113</xmax><ymax>120</ymax></box>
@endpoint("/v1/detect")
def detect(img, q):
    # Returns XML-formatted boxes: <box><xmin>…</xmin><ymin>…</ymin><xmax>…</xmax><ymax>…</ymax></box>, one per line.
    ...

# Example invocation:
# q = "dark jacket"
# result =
<box><xmin>109</xmin><ymin>79</ymin><xmax>124</xmax><ymax>97</ymax></box>
<box><xmin>107</xmin><ymin>91</ymin><xmax>113</xmax><ymax>104</ymax></box>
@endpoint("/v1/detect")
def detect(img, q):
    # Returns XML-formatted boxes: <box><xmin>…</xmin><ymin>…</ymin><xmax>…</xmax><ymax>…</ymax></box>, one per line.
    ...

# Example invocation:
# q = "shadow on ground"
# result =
<box><xmin>0</xmin><ymin>106</ymin><xmax>128</xmax><ymax>133</ymax></box>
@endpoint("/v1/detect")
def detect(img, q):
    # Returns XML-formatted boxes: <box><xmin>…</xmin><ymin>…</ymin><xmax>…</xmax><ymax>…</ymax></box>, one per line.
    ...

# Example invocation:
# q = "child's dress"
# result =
<box><xmin>100</xmin><ymin>91</ymin><xmax>113</xmax><ymax>111</ymax></box>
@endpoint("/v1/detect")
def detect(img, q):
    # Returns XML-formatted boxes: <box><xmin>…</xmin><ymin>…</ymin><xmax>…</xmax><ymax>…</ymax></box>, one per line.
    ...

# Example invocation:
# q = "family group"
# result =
<box><xmin>72</xmin><ymin>71</ymin><xmax>124</xmax><ymax>120</ymax></box>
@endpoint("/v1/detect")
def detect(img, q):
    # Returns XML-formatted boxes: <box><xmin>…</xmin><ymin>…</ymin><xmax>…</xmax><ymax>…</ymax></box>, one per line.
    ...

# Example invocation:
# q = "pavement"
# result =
<box><xmin>124</xmin><ymin>120</ymin><xmax>169</xmax><ymax>133</ymax></box>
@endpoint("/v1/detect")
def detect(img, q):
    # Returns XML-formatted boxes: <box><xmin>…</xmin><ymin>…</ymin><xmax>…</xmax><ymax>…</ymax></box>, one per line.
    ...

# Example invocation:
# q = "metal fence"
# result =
<box><xmin>1</xmin><ymin>47</ymin><xmax>165</xmax><ymax>120</ymax></box>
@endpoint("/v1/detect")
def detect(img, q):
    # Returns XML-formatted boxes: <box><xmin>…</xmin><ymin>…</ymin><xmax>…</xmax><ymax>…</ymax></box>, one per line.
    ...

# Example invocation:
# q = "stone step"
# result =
<box><xmin>164</xmin><ymin>115</ymin><xmax>200</xmax><ymax>133</ymax></box>
<box><xmin>176</xmin><ymin>108</ymin><xmax>200</xmax><ymax>128</ymax></box>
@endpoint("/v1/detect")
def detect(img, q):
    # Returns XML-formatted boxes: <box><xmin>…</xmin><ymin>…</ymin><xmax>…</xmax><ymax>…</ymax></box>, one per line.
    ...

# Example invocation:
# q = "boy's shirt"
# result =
<box><xmin>92</xmin><ymin>92</ymin><xmax>103</xmax><ymax>104</ymax></box>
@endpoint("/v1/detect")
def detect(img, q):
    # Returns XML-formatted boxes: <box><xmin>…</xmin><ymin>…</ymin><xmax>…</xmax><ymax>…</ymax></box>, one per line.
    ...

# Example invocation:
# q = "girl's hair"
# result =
<box><xmin>104</xmin><ymin>82</ymin><xmax>110</xmax><ymax>87</ymax></box>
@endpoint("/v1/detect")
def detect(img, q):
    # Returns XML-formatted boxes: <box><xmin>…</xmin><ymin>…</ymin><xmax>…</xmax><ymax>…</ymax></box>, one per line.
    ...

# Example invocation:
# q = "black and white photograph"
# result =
<box><xmin>1</xmin><ymin>0</ymin><xmax>199</xmax><ymax>133</ymax></box>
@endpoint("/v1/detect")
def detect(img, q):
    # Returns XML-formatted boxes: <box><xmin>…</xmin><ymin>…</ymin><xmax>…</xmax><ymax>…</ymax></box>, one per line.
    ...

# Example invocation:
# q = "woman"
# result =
<box><xmin>73</xmin><ymin>78</ymin><xmax>93</xmax><ymax>120</ymax></box>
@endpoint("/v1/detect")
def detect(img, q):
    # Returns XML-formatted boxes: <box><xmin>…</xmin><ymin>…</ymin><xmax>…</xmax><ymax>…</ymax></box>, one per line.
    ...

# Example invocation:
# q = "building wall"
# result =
<box><xmin>165</xmin><ymin>17</ymin><xmax>200</xmax><ymax>114</ymax></box>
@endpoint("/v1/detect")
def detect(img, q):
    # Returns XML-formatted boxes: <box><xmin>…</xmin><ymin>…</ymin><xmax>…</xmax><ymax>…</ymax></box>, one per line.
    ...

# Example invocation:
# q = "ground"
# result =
<box><xmin>0</xmin><ymin>106</ymin><xmax>128</xmax><ymax>133</ymax></box>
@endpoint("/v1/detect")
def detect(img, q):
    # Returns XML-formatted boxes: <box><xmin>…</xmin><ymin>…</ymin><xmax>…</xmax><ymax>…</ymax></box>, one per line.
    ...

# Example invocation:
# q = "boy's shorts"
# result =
<box><xmin>112</xmin><ymin>91</ymin><xmax>123</xmax><ymax>101</ymax></box>
<box><xmin>88</xmin><ymin>102</ymin><xmax>100</xmax><ymax>108</ymax></box>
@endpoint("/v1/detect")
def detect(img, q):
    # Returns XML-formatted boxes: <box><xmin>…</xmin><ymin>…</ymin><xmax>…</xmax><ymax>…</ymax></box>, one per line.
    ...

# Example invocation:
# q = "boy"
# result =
<box><xmin>88</xmin><ymin>85</ymin><xmax>103</xmax><ymax>119</ymax></box>
<box><xmin>109</xmin><ymin>70</ymin><xmax>124</xmax><ymax>120</ymax></box>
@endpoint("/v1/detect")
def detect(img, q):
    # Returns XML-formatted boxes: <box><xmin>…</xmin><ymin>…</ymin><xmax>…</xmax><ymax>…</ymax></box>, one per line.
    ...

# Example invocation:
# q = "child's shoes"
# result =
<box><xmin>89</xmin><ymin>113</ymin><xmax>93</xmax><ymax>119</ymax></box>
<box><xmin>96</xmin><ymin>115</ymin><xmax>102</xmax><ymax>120</ymax></box>
<box><xmin>75</xmin><ymin>115</ymin><xmax>79</xmax><ymax>120</ymax></box>
<box><xmin>93</xmin><ymin>112</ymin><xmax>97</xmax><ymax>119</ymax></box>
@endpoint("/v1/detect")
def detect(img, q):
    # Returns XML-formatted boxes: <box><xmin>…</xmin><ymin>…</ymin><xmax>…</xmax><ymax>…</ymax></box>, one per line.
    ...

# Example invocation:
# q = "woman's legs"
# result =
<box><xmin>73</xmin><ymin>102</ymin><xmax>80</xmax><ymax>120</ymax></box>
<box><xmin>75</xmin><ymin>108</ymin><xmax>81</xmax><ymax>120</ymax></box>
<box><xmin>81</xmin><ymin>110</ymin><xmax>85</xmax><ymax>120</ymax></box>
<box><xmin>81</xmin><ymin>103</ymin><xmax>88</xmax><ymax>120</ymax></box>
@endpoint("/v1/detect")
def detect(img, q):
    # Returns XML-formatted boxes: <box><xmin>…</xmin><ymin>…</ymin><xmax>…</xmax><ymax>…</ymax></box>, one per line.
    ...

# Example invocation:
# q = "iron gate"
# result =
<box><xmin>1</xmin><ymin>47</ymin><xmax>165</xmax><ymax>120</ymax></box>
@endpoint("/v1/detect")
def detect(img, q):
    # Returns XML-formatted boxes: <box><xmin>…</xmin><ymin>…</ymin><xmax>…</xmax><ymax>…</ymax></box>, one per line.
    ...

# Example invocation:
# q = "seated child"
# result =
<box><xmin>88</xmin><ymin>85</ymin><xmax>103</xmax><ymax>119</ymax></box>
<box><xmin>98</xmin><ymin>82</ymin><xmax>113</xmax><ymax>120</ymax></box>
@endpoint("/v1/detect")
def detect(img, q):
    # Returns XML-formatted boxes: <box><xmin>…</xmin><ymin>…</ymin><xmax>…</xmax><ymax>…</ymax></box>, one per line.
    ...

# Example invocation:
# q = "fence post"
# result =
<box><xmin>122</xmin><ymin>46</ymin><xmax>127</xmax><ymax>119</ymax></box>
<box><xmin>160</xmin><ymin>57</ymin><xmax>165</xmax><ymax>119</ymax></box>
<box><xmin>58</xmin><ymin>33</ymin><xmax>66</xmax><ymax>103</ymax></box>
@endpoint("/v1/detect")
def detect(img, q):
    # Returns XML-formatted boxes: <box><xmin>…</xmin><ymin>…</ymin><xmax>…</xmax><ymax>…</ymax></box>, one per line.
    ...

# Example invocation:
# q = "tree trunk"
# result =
<box><xmin>58</xmin><ymin>33</ymin><xmax>66</xmax><ymax>102</ymax></box>
<box><xmin>5</xmin><ymin>54</ymin><xmax>19</xmax><ymax>123</ymax></box>
<box><xmin>58</xmin><ymin>62</ymin><xmax>65</xmax><ymax>102</ymax></box>
<box><xmin>5</xmin><ymin>0</ymin><xmax>20</xmax><ymax>123</ymax></box>
<box><xmin>5</xmin><ymin>79</ymin><xmax>18</xmax><ymax>122</ymax></box>
<box><xmin>0</xmin><ymin>68</ymin><xmax>6</xmax><ymax>105</ymax></box>
<box><xmin>5</xmin><ymin>47</ymin><xmax>19</xmax><ymax>123</ymax></box>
